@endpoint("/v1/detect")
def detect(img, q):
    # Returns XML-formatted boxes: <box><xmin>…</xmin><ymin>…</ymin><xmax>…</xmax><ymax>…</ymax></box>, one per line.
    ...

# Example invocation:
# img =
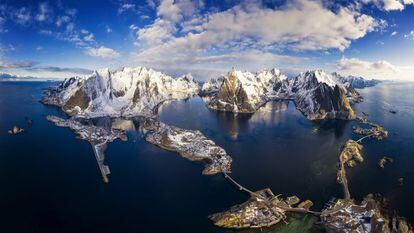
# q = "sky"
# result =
<box><xmin>1</xmin><ymin>0</ymin><xmax>414</xmax><ymax>81</ymax></box>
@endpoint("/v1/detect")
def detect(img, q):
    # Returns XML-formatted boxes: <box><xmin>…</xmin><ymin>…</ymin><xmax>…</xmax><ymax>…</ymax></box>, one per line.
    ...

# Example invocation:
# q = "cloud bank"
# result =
<box><xmin>336</xmin><ymin>57</ymin><xmax>414</xmax><ymax>80</ymax></box>
<box><xmin>86</xmin><ymin>46</ymin><xmax>121</xmax><ymax>59</ymax></box>
<box><xmin>132</xmin><ymin>0</ymin><xmax>382</xmax><ymax>73</ymax></box>
<box><xmin>361</xmin><ymin>0</ymin><xmax>414</xmax><ymax>11</ymax></box>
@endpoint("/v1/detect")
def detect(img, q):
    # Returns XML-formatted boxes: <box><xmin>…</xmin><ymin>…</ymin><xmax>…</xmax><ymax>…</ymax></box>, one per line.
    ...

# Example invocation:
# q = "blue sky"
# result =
<box><xmin>1</xmin><ymin>0</ymin><xmax>414</xmax><ymax>80</ymax></box>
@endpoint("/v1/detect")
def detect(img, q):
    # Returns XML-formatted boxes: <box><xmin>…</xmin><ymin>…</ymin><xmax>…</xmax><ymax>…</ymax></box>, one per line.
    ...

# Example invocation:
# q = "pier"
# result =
<box><xmin>91</xmin><ymin>142</ymin><xmax>110</xmax><ymax>183</ymax></box>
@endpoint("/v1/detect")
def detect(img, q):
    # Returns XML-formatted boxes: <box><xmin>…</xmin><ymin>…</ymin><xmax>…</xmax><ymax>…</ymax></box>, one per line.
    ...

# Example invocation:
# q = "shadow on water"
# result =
<box><xmin>311</xmin><ymin>119</ymin><xmax>351</xmax><ymax>138</ymax></box>
<box><xmin>213</xmin><ymin>110</ymin><xmax>253</xmax><ymax>141</ymax></box>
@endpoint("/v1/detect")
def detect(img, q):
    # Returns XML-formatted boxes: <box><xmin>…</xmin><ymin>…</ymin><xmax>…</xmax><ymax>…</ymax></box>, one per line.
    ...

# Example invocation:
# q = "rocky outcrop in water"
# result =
<box><xmin>353</xmin><ymin>118</ymin><xmax>388</xmax><ymax>141</ymax></box>
<box><xmin>378</xmin><ymin>156</ymin><xmax>393</xmax><ymax>169</ymax></box>
<box><xmin>337</xmin><ymin>139</ymin><xmax>363</xmax><ymax>200</ymax></box>
<box><xmin>42</xmin><ymin>67</ymin><xmax>200</xmax><ymax>118</ymax></box>
<box><xmin>8</xmin><ymin>125</ymin><xmax>24</xmax><ymax>135</ymax></box>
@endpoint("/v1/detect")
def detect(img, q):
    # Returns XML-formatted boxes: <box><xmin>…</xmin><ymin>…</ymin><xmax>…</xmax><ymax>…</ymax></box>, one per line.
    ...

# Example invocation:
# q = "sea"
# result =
<box><xmin>0</xmin><ymin>81</ymin><xmax>413</xmax><ymax>233</ymax></box>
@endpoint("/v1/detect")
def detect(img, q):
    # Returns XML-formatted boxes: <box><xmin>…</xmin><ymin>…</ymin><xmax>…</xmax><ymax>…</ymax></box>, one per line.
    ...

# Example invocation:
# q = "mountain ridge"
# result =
<box><xmin>43</xmin><ymin>66</ymin><xmax>379</xmax><ymax>120</ymax></box>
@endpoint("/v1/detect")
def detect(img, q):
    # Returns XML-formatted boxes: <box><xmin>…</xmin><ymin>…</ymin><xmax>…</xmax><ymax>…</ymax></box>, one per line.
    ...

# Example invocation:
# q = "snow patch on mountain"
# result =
<box><xmin>333</xmin><ymin>73</ymin><xmax>381</xmax><ymax>89</ymax></box>
<box><xmin>42</xmin><ymin>67</ymin><xmax>200</xmax><ymax>118</ymax></box>
<box><xmin>200</xmin><ymin>76</ymin><xmax>225</xmax><ymax>95</ymax></box>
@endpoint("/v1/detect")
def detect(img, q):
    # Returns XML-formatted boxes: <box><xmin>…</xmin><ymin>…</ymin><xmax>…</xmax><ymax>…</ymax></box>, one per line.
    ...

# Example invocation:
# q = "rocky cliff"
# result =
<box><xmin>206</xmin><ymin>68</ymin><xmax>286</xmax><ymax>113</ymax></box>
<box><xmin>290</xmin><ymin>70</ymin><xmax>356</xmax><ymax>120</ymax></box>
<box><xmin>206</xmin><ymin>68</ymin><xmax>356</xmax><ymax>120</ymax></box>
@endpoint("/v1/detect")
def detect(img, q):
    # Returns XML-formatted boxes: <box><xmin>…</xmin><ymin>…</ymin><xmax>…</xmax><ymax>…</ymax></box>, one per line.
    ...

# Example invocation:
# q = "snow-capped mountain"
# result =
<box><xmin>43</xmin><ymin>66</ymin><xmax>370</xmax><ymax>120</ymax></box>
<box><xmin>206</xmin><ymin>69</ymin><xmax>356</xmax><ymax>120</ymax></box>
<box><xmin>289</xmin><ymin>70</ymin><xmax>356</xmax><ymax>120</ymax></box>
<box><xmin>206</xmin><ymin>68</ymin><xmax>286</xmax><ymax>113</ymax></box>
<box><xmin>333</xmin><ymin>73</ymin><xmax>381</xmax><ymax>89</ymax></box>
<box><xmin>43</xmin><ymin>67</ymin><xmax>200</xmax><ymax>118</ymax></box>
<box><xmin>200</xmin><ymin>76</ymin><xmax>225</xmax><ymax>95</ymax></box>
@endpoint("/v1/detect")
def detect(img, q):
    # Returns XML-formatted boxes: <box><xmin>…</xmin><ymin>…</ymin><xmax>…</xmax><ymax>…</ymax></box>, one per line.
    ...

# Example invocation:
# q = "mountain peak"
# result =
<box><xmin>43</xmin><ymin>67</ymin><xmax>200</xmax><ymax>118</ymax></box>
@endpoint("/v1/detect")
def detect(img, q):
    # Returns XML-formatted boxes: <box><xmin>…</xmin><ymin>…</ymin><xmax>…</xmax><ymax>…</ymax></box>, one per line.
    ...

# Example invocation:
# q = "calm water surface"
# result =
<box><xmin>0</xmin><ymin>81</ymin><xmax>413</xmax><ymax>233</ymax></box>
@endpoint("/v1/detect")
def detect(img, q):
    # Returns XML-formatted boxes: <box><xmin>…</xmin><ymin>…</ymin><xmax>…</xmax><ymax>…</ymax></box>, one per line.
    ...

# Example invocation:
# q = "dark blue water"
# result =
<box><xmin>0</xmin><ymin>81</ymin><xmax>413</xmax><ymax>233</ymax></box>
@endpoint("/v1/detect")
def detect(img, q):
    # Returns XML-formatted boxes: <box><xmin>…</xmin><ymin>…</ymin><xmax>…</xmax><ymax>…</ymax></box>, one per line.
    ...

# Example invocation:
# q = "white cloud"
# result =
<box><xmin>86</xmin><ymin>46</ymin><xmax>120</xmax><ymax>59</ymax></box>
<box><xmin>157</xmin><ymin>0</ymin><xmax>182</xmax><ymax>22</ymax></box>
<box><xmin>146</xmin><ymin>0</ymin><xmax>156</xmax><ymax>9</ymax></box>
<box><xmin>56</xmin><ymin>15</ymin><xmax>70</xmax><ymax>27</ymax></box>
<box><xmin>39</xmin><ymin>29</ymin><xmax>52</xmax><ymax>35</ymax></box>
<box><xmin>13</xmin><ymin>7</ymin><xmax>31</xmax><ymax>25</ymax></box>
<box><xmin>404</xmin><ymin>30</ymin><xmax>414</xmax><ymax>39</ymax></box>
<box><xmin>129</xmin><ymin>24</ymin><xmax>139</xmax><ymax>31</ymax></box>
<box><xmin>0</xmin><ymin>59</ymin><xmax>38</xmax><ymax>68</ymax></box>
<box><xmin>136</xmin><ymin>19</ymin><xmax>175</xmax><ymax>47</ymax></box>
<box><xmin>65</xmin><ymin>9</ymin><xmax>77</xmax><ymax>17</ymax></box>
<box><xmin>175</xmin><ymin>0</ymin><xmax>200</xmax><ymax>17</ymax></box>
<box><xmin>106</xmin><ymin>25</ymin><xmax>112</xmax><ymax>33</ymax></box>
<box><xmin>361</xmin><ymin>0</ymin><xmax>414</xmax><ymax>11</ymax></box>
<box><xmin>135</xmin><ymin>0</ymin><xmax>381</xmax><ymax>70</ymax></box>
<box><xmin>0</xmin><ymin>16</ymin><xmax>6</xmax><ymax>33</ymax></box>
<box><xmin>391</xmin><ymin>31</ymin><xmax>397</xmax><ymax>36</ymax></box>
<box><xmin>336</xmin><ymin>57</ymin><xmax>414</xmax><ymax>80</ymax></box>
<box><xmin>35</xmin><ymin>2</ymin><xmax>52</xmax><ymax>22</ymax></box>
<box><xmin>84</xmin><ymin>33</ymin><xmax>94</xmax><ymax>42</ymax></box>
<box><xmin>26</xmin><ymin>66</ymin><xmax>92</xmax><ymax>74</ymax></box>
<box><xmin>118</xmin><ymin>3</ymin><xmax>136</xmax><ymax>14</ymax></box>
<box><xmin>66</xmin><ymin>22</ymin><xmax>75</xmax><ymax>32</ymax></box>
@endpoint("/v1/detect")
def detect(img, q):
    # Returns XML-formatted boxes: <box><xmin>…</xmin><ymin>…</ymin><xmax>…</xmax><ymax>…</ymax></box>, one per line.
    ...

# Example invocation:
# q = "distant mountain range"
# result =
<box><xmin>0</xmin><ymin>72</ymin><xmax>57</xmax><ymax>81</ymax></box>
<box><xmin>0</xmin><ymin>73</ymin><xmax>34</xmax><ymax>80</ymax></box>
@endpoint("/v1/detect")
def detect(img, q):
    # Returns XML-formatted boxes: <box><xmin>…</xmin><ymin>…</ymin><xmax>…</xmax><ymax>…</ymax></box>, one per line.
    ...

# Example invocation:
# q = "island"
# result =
<box><xmin>8</xmin><ymin>125</ymin><xmax>24</xmax><ymax>135</ymax></box>
<box><xmin>320</xmin><ymin>134</ymin><xmax>412</xmax><ymax>233</ymax></box>
<box><xmin>140</xmin><ymin>117</ymin><xmax>232</xmax><ymax>175</ymax></box>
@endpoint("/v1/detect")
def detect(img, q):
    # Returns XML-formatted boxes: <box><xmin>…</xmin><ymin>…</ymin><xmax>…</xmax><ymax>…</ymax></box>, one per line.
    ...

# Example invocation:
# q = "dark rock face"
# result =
<box><xmin>214</xmin><ymin>75</ymin><xmax>255</xmax><ymax>113</ymax></box>
<box><xmin>207</xmin><ymin>69</ymin><xmax>286</xmax><ymax>113</ymax></box>
<box><xmin>62</xmin><ymin>86</ymin><xmax>90</xmax><ymax>115</ymax></box>
<box><xmin>207</xmin><ymin>69</ymin><xmax>357</xmax><ymax>120</ymax></box>
<box><xmin>207</xmin><ymin>70</ymin><xmax>262</xmax><ymax>113</ymax></box>
<box><xmin>294</xmin><ymin>83</ymin><xmax>355</xmax><ymax>120</ymax></box>
<box><xmin>331</xmin><ymin>85</ymin><xmax>356</xmax><ymax>120</ymax></box>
